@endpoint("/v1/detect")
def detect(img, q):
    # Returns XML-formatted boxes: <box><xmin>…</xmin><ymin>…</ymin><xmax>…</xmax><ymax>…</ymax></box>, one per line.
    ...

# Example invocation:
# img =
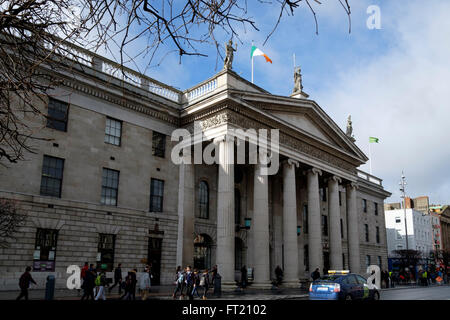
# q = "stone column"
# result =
<box><xmin>282</xmin><ymin>159</ymin><xmax>300</xmax><ymax>287</ymax></box>
<box><xmin>176</xmin><ymin>161</ymin><xmax>195</xmax><ymax>268</ymax></box>
<box><xmin>306</xmin><ymin>168</ymin><xmax>323</xmax><ymax>274</ymax></box>
<box><xmin>252</xmin><ymin>163</ymin><xmax>271</xmax><ymax>288</ymax></box>
<box><xmin>272</xmin><ymin>175</ymin><xmax>283</xmax><ymax>272</ymax></box>
<box><xmin>216</xmin><ymin>136</ymin><xmax>235</xmax><ymax>287</ymax></box>
<box><xmin>346</xmin><ymin>182</ymin><xmax>360</xmax><ymax>274</ymax></box>
<box><xmin>328</xmin><ymin>175</ymin><xmax>343</xmax><ymax>270</ymax></box>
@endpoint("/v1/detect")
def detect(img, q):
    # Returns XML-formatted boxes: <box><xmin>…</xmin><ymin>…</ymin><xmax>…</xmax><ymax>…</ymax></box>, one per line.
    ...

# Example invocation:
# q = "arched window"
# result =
<box><xmin>235</xmin><ymin>189</ymin><xmax>241</xmax><ymax>225</ymax></box>
<box><xmin>194</xmin><ymin>234</ymin><xmax>212</xmax><ymax>270</ymax></box>
<box><xmin>198</xmin><ymin>181</ymin><xmax>209</xmax><ymax>219</ymax></box>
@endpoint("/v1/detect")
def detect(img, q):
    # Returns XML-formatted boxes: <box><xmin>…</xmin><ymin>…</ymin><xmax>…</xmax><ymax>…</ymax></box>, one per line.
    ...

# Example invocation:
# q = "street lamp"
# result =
<box><xmin>399</xmin><ymin>171</ymin><xmax>409</xmax><ymax>251</ymax></box>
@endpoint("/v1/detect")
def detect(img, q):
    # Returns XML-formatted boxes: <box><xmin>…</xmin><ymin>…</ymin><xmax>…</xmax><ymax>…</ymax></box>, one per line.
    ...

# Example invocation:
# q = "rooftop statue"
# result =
<box><xmin>293</xmin><ymin>66</ymin><xmax>303</xmax><ymax>93</ymax></box>
<box><xmin>224</xmin><ymin>39</ymin><xmax>237</xmax><ymax>70</ymax></box>
<box><xmin>346</xmin><ymin>115</ymin><xmax>356</xmax><ymax>142</ymax></box>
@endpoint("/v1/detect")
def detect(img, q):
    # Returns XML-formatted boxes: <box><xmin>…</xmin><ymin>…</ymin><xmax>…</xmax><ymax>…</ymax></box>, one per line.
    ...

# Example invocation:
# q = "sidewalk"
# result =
<box><xmin>0</xmin><ymin>285</ymin><xmax>309</xmax><ymax>301</ymax></box>
<box><xmin>380</xmin><ymin>282</ymin><xmax>450</xmax><ymax>291</ymax></box>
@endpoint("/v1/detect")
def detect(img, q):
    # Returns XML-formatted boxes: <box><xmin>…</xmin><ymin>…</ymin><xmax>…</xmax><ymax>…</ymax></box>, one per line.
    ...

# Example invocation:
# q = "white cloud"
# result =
<box><xmin>315</xmin><ymin>0</ymin><xmax>450</xmax><ymax>204</ymax></box>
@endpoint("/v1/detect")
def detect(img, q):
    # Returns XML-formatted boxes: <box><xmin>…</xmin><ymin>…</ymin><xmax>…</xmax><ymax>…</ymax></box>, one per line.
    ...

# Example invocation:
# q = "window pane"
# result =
<box><xmin>101</xmin><ymin>168</ymin><xmax>119</xmax><ymax>206</ymax></box>
<box><xmin>40</xmin><ymin>156</ymin><xmax>64</xmax><ymax>197</ymax></box>
<box><xmin>105</xmin><ymin>118</ymin><xmax>122</xmax><ymax>146</ymax></box>
<box><xmin>46</xmin><ymin>98</ymin><xmax>68</xmax><ymax>132</ymax></box>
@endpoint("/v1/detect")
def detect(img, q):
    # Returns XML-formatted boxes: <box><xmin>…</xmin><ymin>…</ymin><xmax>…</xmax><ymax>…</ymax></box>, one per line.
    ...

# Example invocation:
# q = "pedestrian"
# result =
<box><xmin>185</xmin><ymin>266</ymin><xmax>194</xmax><ymax>300</ymax></box>
<box><xmin>139</xmin><ymin>265</ymin><xmax>151</xmax><ymax>301</ymax></box>
<box><xmin>79</xmin><ymin>262</ymin><xmax>89</xmax><ymax>296</ymax></box>
<box><xmin>120</xmin><ymin>272</ymin><xmax>133</xmax><ymax>300</ymax></box>
<box><xmin>94</xmin><ymin>270</ymin><xmax>108</xmax><ymax>300</ymax></box>
<box><xmin>211</xmin><ymin>265</ymin><xmax>218</xmax><ymax>286</ymax></box>
<box><xmin>81</xmin><ymin>264</ymin><xmax>96</xmax><ymax>300</ymax></box>
<box><xmin>172</xmin><ymin>266</ymin><xmax>185</xmax><ymax>299</ymax></box>
<box><xmin>275</xmin><ymin>265</ymin><xmax>283</xmax><ymax>286</ymax></box>
<box><xmin>240</xmin><ymin>265</ymin><xmax>248</xmax><ymax>289</ymax></box>
<box><xmin>192</xmin><ymin>269</ymin><xmax>201</xmax><ymax>299</ymax></box>
<box><xmin>109</xmin><ymin>263</ymin><xmax>123</xmax><ymax>294</ymax></box>
<box><xmin>16</xmin><ymin>266</ymin><xmax>37</xmax><ymax>300</ymax></box>
<box><xmin>200</xmin><ymin>269</ymin><xmax>210</xmax><ymax>300</ymax></box>
<box><xmin>311</xmin><ymin>268</ymin><xmax>320</xmax><ymax>281</ymax></box>
<box><xmin>130</xmin><ymin>269</ymin><xmax>137</xmax><ymax>300</ymax></box>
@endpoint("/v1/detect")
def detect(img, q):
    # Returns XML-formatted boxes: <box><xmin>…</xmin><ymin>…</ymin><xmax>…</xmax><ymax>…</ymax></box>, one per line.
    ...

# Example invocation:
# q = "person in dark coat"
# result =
<box><xmin>275</xmin><ymin>265</ymin><xmax>284</xmax><ymax>286</ymax></box>
<box><xmin>240</xmin><ymin>265</ymin><xmax>248</xmax><ymax>288</ymax></box>
<box><xmin>16</xmin><ymin>266</ymin><xmax>37</xmax><ymax>300</ymax></box>
<box><xmin>109</xmin><ymin>263</ymin><xmax>123</xmax><ymax>294</ymax></box>
<box><xmin>81</xmin><ymin>264</ymin><xmax>96</xmax><ymax>300</ymax></box>
<box><xmin>311</xmin><ymin>268</ymin><xmax>321</xmax><ymax>281</ymax></box>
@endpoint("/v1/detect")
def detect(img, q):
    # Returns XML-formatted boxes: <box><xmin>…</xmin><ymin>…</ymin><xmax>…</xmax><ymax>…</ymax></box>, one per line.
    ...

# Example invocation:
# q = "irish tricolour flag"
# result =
<box><xmin>251</xmin><ymin>45</ymin><xmax>272</xmax><ymax>63</ymax></box>
<box><xmin>251</xmin><ymin>45</ymin><xmax>272</xmax><ymax>84</ymax></box>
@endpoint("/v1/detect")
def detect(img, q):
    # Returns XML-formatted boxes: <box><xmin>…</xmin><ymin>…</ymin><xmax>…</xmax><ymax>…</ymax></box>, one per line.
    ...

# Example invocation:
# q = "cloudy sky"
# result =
<box><xmin>109</xmin><ymin>0</ymin><xmax>449</xmax><ymax>205</ymax></box>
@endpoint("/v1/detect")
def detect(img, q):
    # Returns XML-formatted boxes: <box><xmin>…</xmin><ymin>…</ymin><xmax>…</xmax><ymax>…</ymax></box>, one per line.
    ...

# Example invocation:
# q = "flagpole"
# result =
<box><xmin>251</xmin><ymin>41</ymin><xmax>254</xmax><ymax>83</ymax></box>
<box><xmin>369</xmin><ymin>141</ymin><xmax>373</xmax><ymax>175</ymax></box>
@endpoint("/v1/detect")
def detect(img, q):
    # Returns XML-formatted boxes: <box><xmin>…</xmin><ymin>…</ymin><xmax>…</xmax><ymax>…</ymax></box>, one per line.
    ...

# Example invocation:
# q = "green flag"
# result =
<box><xmin>369</xmin><ymin>137</ymin><xmax>379</xmax><ymax>143</ymax></box>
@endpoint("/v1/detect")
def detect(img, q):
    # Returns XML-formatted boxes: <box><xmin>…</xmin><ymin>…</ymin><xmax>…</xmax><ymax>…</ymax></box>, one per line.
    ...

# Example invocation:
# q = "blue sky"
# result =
<box><xmin>104</xmin><ymin>0</ymin><xmax>450</xmax><ymax>205</ymax></box>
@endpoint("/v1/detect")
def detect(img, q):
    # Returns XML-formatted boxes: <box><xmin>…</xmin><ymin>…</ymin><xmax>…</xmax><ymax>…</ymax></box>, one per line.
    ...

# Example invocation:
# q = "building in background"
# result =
<box><xmin>384</xmin><ymin>208</ymin><xmax>433</xmax><ymax>257</ymax></box>
<box><xmin>430</xmin><ymin>205</ymin><xmax>450</xmax><ymax>251</ymax></box>
<box><xmin>385</xmin><ymin>196</ymin><xmax>430</xmax><ymax>215</ymax></box>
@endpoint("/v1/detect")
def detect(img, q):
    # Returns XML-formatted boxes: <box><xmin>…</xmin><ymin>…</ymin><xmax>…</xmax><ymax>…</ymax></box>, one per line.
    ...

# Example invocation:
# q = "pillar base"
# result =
<box><xmin>251</xmin><ymin>281</ymin><xmax>273</xmax><ymax>290</ymax></box>
<box><xmin>280</xmin><ymin>279</ymin><xmax>300</xmax><ymax>288</ymax></box>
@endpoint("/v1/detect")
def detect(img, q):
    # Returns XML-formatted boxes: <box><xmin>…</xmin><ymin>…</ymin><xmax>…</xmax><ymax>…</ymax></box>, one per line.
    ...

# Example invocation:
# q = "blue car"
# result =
<box><xmin>309</xmin><ymin>271</ymin><xmax>380</xmax><ymax>300</ymax></box>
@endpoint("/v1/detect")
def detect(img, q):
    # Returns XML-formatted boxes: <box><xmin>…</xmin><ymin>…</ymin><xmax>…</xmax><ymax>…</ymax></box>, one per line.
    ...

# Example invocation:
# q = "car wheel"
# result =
<box><xmin>373</xmin><ymin>291</ymin><xmax>380</xmax><ymax>300</ymax></box>
<box><xmin>345</xmin><ymin>294</ymin><xmax>352</xmax><ymax>300</ymax></box>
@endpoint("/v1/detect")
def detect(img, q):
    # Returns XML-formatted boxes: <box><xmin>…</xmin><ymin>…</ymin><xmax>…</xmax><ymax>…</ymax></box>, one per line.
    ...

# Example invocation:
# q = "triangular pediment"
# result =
<box><xmin>230</xmin><ymin>92</ymin><xmax>369</xmax><ymax>164</ymax></box>
<box><xmin>270</xmin><ymin>111</ymin><xmax>335</xmax><ymax>144</ymax></box>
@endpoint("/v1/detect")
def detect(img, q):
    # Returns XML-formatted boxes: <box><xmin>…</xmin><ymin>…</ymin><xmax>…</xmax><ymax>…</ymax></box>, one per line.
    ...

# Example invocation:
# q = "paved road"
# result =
<box><xmin>381</xmin><ymin>285</ymin><xmax>450</xmax><ymax>300</ymax></box>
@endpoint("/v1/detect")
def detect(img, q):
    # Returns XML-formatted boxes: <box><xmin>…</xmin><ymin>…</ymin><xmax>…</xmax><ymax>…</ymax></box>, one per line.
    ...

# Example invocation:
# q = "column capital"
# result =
<box><xmin>345</xmin><ymin>181</ymin><xmax>359</xmax><ymax>190</ymax></box>
<box><xmin>282</xmin><ymin>158</ymin><xmax>300</xmax><ymax>168</ymax></box>
<box><xmin>303</xmin><ymin>167</ymin><xmax>322</xmax><ymax>176</ymax></box>
<box><xmin>326</xmin><ymin>175</ymin><xmax>342</xmax><ymax>184</ymax></box>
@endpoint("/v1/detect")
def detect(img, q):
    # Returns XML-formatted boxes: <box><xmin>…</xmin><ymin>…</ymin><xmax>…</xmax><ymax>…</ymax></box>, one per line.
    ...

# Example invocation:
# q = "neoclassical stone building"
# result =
<box><xmin>0</xmin><ymin>43</ymin><xmax>390</xmax><ymax>290</ymax></box>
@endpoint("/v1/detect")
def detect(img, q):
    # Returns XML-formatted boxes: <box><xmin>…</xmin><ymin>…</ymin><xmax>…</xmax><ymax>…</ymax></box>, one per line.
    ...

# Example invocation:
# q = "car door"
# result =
<box><xmin>346</xmin><ymin>275</ymin><xmax>361</xmax><ymax>299</ymax></box>
<box><xmin>355</xmin><ymin>275</ymin><xmax>370</xmax><ymax>300</ymax></box>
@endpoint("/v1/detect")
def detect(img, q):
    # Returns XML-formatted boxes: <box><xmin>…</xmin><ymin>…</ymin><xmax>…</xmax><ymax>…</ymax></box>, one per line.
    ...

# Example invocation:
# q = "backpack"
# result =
<box><xmin>95</xmin><ymin>275</ymin><xmax>102</xmax><ymax>286</ymax></box>
<box><xmin>177</xmin><ymin>272</ymin><xmax>185</xmax><ymax>284</ymax></box>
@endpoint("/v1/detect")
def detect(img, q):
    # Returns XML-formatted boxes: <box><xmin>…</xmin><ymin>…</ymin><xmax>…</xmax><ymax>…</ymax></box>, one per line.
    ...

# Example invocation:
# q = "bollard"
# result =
<box><xmin>45</xmin><ymin>275</ymin><xmax>55</xmax><ymax>300</ymax></box>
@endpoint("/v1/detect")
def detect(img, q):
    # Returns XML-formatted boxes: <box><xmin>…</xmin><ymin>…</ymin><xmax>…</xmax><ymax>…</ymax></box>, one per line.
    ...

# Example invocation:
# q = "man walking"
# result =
<box><xmin>94</xmin><ymin>270</ymin><xmax>108</xmax><ymax>300</ymax></box>
<box><xmin>139</xmin><ymin>266</ymin><xmax>151</xmax><ymax>301</ymax></box>
<box><xmin>16</xmin><ymin>266</ymin><xmax>37</xmax><ymax>300</ymax></box>
<box><xmin>109</xmin><ymin>263</ymin><xmax>123</xmax><ymax>294</ymax></box>
<box><xmin>81</xmin><ymin>264</ymin><xmax>96</xmax><ymax>300</ymax></box>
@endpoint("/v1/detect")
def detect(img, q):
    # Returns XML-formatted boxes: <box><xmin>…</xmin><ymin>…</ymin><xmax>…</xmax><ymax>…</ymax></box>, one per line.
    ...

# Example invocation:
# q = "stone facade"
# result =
<box><xmin>0</xmin><ymin>45</ymin><xmax>391</xmax><ymax>290</ymax></box>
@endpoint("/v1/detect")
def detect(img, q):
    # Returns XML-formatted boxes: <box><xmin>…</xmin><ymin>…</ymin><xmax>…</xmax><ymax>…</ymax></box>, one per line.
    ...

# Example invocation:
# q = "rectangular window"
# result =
<box><xmin>40</xmin><ymin>155</ymin><xmax>64</xmax><ymax>198</ymax></box>
<box><xmin>363</xmin><ymin>199</ymin><xmax>367</xmax><ymax>213</ymax></box>
<box><xmin>46</xmin><ymin>98</ymin><xmax>69</xmax><ymax>132</ymax></box>
<box><xmin>33</xmin><ymin>228</ymin><xmax>58</xmax><ymax>271</ymax></box>
<box><xmin>152</xmin><ymin>131</ymin><xmax>166</xmax><ymax>158</ymax></box>
<box><xmin>104</xmin><ymin>117</ymin><xmax>122</xmax><ymax>146</ymax></box>
<box><xmin>150</xmin><ymin>178</ymin><xmax>164</xmax><ymax>212</ymax></box>
<box><xmin>366</xmin><ymin>255</ymin><xmax>371</xmax><ymax>267</ymax></box>
<box><xmin>340</xmin><ymin>219</ymin><xmax>344</xmax><ymax>239</ymax></box>
<box><xmin>303</xmin><ymin>205</ymin><xmax>308</xmax><ymax>234</ymax></box>
<box><xmin>365</xmin><ymin>224</ymin><xmax>369</xmax><ymax>242</ymax></box>
<box><xmin>322</xmin><ymin>215</ymin><xmax>328</xmax><ymax>236</ymax></box>
<box><xmin>339</xmin><ymin>191</ymin><xmax>342</xmax><ymax>206</ymax></box>
<box><xmin>101</xmin><ymin>168</ymin><xmax>119</xmax><ymax>206</ymax></box>
<box><xmin>378</xmin><ymin>256</ymin><xmax>382</xmax><ymax>268</ymax></box>
<box><xmin>395</xmin><ymin>217</ymin><xmax>401</xmax><ymax>223</ymax></box>
<box><xmin>376</xmin><ymin>226</ymin><xmax>380</xmax><ymax>243</ymax></box>
<box><xmin>374</xmin><ymin>202</ymin><xmax>378</xmax><ymax>216</ymax></box>
<box><xmin>97</xmin><ymin>233</ymin><xmax>115</xmax><ymax>272</ymax></box>
<box><xmin>342</xmin><ymin>253</ymin><xmax>345</xmax><ymax>269</ymax></box>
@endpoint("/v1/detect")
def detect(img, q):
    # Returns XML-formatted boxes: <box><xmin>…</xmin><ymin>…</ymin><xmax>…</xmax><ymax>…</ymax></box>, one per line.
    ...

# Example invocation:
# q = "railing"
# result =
<box><xmin>357</xmin><ymin>170</ymin><xmax>383</xmax><ymax>186</ymax></box>
<box><xmin>44</xmin><ymin>39</ymin><xmax>182</xmax><ymax>103</ymax></box>
<box><xmin>187</xmin><ymin>78</ymin><xmax>218</xmax><ymax>101</ymax></box>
